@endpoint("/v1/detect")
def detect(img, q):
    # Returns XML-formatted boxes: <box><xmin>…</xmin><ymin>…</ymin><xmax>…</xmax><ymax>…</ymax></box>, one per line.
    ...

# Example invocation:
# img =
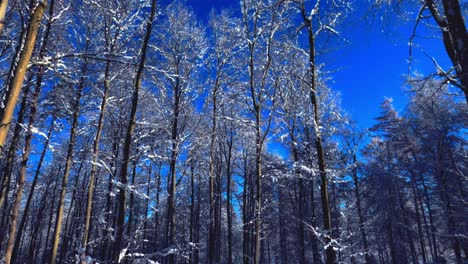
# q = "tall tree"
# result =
<box><xmin>113</xmin><ymin>0</ymin><xmax>157</xmax><ymax>262</ymax></box>
<box><xmin>296</xmin><ymin>0</ymin><xmax>350</xmax><ymax>262</ymax></box>
<box><xmin>0</xmin><ymin>0</ymin><xmax>46</xmax><ymax>153</ymax></box>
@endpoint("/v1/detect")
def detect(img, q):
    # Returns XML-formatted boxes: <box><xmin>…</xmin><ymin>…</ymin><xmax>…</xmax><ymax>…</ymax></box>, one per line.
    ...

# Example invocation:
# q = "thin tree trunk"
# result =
<box><xmin>126</xmin><ymin>160</ymin><xmax>137</xmax><ymax>239</ymax></box>
<box><xmin>50</xmin><ymin>55</ymin><xmax>89</xmax><ymax>264</ymax></box>
<box><xmin>143</xmin><ymin>165</ymin><xmax>151</xmax><ymax>251</ymax></box>
<box><xmin>166</xmin><ymin>81</ymin><xmax>180</xmax><ymax>264</ymax></box>
<box><xmin>225</xmin><ymin>127</ymin><xmax>234</xmax><ymax>264</ymax></box>
<box><xmin>300</xmin><ymin>3</ymin><xmax>336</xmax><ymax>263</ymax></box>
<box><xmin>410</xmin><ymin>171</ymin><xmax>427</xmax><ymax>264</ymax></box>
<box><xmin>104</xmin><ymin>132</ymin><xmax>120</xmax><ymax>261</ymax></box>
<box><xmin>3</xmin><ymin>89</ymin><xmax>33</xmax><ymax>264</ymax></box>
<box><xmin>189</xmin><ymin>160</ymin><xmax>195</xmax><ymax>264</ymax></box>
<box><xmin>154</xmin><ymin>163</ymin><xmax>162</xmax><ymax>251</ymax></box>
<box><xmin>242</xmin><ymin>151</ymin><xmax>250</xmax><ymax>264</ymax></box>
<box><xmin>278</xmin><ymin>185</ymin><xmax>288</xmax><ymax>264</ymax></box>
<box><xmin>207</xmin><ymin>83</ymin><xmax>218</xmax><ymax>264</ymax></box>
<box><xmin>113</xmin><ymin>0</ymin><xmax>157</xmax><ymax>261</ymax></box>
<box><xmin>195</xmin><ymin>170</ymin><xmax>201</xmax><ymax>264</ymax></box>
<box><xmin>41</xmin><ymin>173</ymin><xmax>59</xmax><ymax>264</ymax></box>
<box><xmin>59</xmin><ymin>167</ymin><xmax>85</xmax><ymax>264</ymax></box>
<box><xmin>351</xmin><ymin>152</ymin><xmax>372</xmax><ymax>264</ymax></box>
<box><xmin>81</xmin><ymin>56</ymin><xmax>112</xmax><ymax>263</ymax></box>
<box><xmin>0</xmin><ymin>84</ymin><xmax>30</xmax><ymax>238</ymax></box>
<box><xmin>8</xmin><ymin>117</ymin><xmax>54</xmax><ymax>263</ymax></box>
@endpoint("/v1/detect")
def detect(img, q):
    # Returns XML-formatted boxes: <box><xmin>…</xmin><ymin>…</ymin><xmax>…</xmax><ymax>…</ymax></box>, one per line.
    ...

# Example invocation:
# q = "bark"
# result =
<box><xmin>143</xmin><ymin>165</ymin><xmax>151</xmax><ymax>251</ymax></box>
<box><xmin>50</xmin><ymin>56</ymin><xmax>88</xmax><ymax>264</ymax></box>
<box><xmin>0</xmin><ymin>0</ymin><xmax>8</xmax><ymax>36</ymax></box>
<box><xmin>225</xmin><ymin>127</ymin><xmax>234</xmax><ymax>264</ymax></box>
<box><xmin>207</xmin><ymin>82</ymin><xmax>218</xmax><ymax>264</ymax></box>
<box><xmin>300</xmin><ymin>2</ymin><xmax>336</xmax><ymax>263</ymax></box>
<box><xmin>0</xmin><ymin>1</ymin><xmax>45</xmax><ymax>153</ymax></box>
<box><xmin>154</xmin><ymin>163</ymin><xmax>162</xmax><ymax>251</ymax></box>
<box><xmin>242</xmin><ymin>150</ymin><xmax>251</xmax><ymax>264</ymax></box>
<box><xmin>9</xmin><ymin>0</ymin><xmax>55</xmax><ymax>258</ymax></box>
<box><xmin>0</xmin><ymin>83</ymin><xmax>29</xmax><ymax>237</ymax></box>
<box><xmin>81</xmin><ymin>56</ymin><xmax>112</xmax><ymax>263</ymax></box>
<box><xmin>103</xmin><ymin>130</ymin><xmax>121</xmax><ymax>261</ymax></box>
<box><xmin>40</xmin><ymin>173</ymin><xmax>59</xmax><ymax>264</ymax></box>
<box><xmin>351</xmin><ymin>152</ymin><xmax>372</xmax><ymax>264</ymax></box>
<box><xmin>426</xmin><ymin>0</ymin><xmax>468</xmax><ymax>104</ymax></box>
<box><xmin>126</xmin><ymin>160</ymin><xmax>137</xmax><ymax>238</ymax></box>
<box><xmin>165</xmin><ymin>76</ymin><xmax>180</xmax><ymax>264</ymax></box>
<box><xmin>0</xmin><ymin>18</ymin><xmax>27</xmax><ymax>216</ymax></box>
<box><xmin>112</xmin><ymin>0</ymin><xmax>157</xmax><ymax>262</ymax></box>
<box><xmin>58</xmin><ymin>162</ymin><xmax>85</xmax><ymax>264</ymax></box>
<box><xmin>3</xmin><ymin>87</ymin><xmax>32</xmax><ymax>264</ymax></box>
<box><xmin>8</xmin><ymin>118</ymin><xmax>54</xmax><ymax>263</ymax></box>
<box><xmin>189</xmin><ymin>161</ymin><xmax>196</xmax><ymax>264</ymax></box>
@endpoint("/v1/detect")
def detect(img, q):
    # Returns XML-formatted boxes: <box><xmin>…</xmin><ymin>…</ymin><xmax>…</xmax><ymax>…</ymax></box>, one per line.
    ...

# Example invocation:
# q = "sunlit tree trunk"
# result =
<box><xmin>8</xmin><ymin>0</ymin><xmax>55</xmax><ymax>259</ymax></box>
<box><xmin>0</xmin><ymin>0</ymin><xmax>8</xmax><ymax>36</ymax></box>
<box><xmin>0</xmin><ymin>1</ymin><xmax>45</xmax><ymax>153</ymax></box>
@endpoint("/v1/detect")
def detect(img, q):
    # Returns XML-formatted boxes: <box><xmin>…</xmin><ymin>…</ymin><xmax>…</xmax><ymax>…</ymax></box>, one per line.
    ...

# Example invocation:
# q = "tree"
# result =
<box><xmin>0</xmin><ymin>0</ymin><xmax>7</xmax><ymax>35</ymax></box>
<box><xmin>239</xmin><ymin>0</ymin><xmax>289</xmax><ymax>262</ymax></box>
<box><xmin>294</xmin><ymin>0</ymin><xmax>351</xmax><ymax>262</ymax></box>
<box><xmin>113</xmin><ymin>0</ymin><xmax>157</xmax><ymax>262</ymax></box>
<box><xmin>150</xmin><ymin>4</ymin><xmax>207</xmax><ymax>262</ymax></box>
<box><xmin>3</xmin><ymin>0</ymin><xmax>55</xmax><ymax>262</ymax></box>
<box><xmin>0</xmin><ymin>0</ymin><xmax>46</xmax><ymax>154</ymax></box>
<box><xmin>373</xmin><ymin>0</ymin><xmax>468</xmax><ymax>103</ymax></box>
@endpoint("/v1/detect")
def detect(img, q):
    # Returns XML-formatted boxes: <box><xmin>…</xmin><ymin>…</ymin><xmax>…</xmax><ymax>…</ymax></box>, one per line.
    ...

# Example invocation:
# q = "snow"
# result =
<box><xmin>30</xmin><ymin>126</ymin><xmax>49</xmax><ymax>139</ymax></box>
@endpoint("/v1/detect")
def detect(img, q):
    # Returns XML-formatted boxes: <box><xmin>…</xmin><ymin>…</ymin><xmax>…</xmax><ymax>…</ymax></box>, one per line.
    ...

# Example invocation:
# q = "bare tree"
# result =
<box><xmin>113</xmin><ymin>0</ymin><xmax>157</xmax><ymax>262</ymax></box>
<box><xmin>0</xmin><ymin>0</ymin><xmax>46</xmax><ymax>154</ymax></box>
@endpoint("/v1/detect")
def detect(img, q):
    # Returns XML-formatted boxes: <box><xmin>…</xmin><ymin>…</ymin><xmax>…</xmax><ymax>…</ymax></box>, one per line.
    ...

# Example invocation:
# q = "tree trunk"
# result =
<box><xmin>3</xmin><ymin>88</ymin><xmax>33</xmax><ymax>264</ymax></box>
<box><xmin>50</xmin><ymin>56</ymin><xmax>88</xmax><ymax>264</ymax></box>
<box><xmin>0</xmin><ymin>1</ymin><xmax>45</xmax><ymax>153</ymax></box>
<box><xmin>165</xmin><ymin>79</ymin><xmax>180</xmax><ymax>264</ymax></box>
<box><xmin>0</xmin><ymin>83</ymin><xmax>30</xmax><ymax>238</ymax></box>
<box><xmin>225</xmin><ymin>128</ymin><xmax>234</xmax><ymax>264</ymax></box>
<box><xmin>81</xmin><ymin>56</ymin><xmax>112</xmax><ymax>263</ymax></box>
<box><xmin>0</xmin><ymin>0</ymin><xmax>8</xmax><ymax>36</ymax></box>
<box><xmin>143</xmin><ymin>165</ymin><xmax>151</xmax><ymax>251</ymax></box>
<box><xmin>351</xmin><ymin>152</ymin><xmax>372</xmax><ymax>264</ymax></box>
<box><xmin>9</xmin><ymin>0</ymin><xmax>55</xmax><ymax>258</ymax></box>
<box><xmin>300</xmin><ymin>3</ymin><xmax>336</xmax><ymax>263</ymax></box>
<box><xmin>426</xmin><ymin>0</ymin><xmax>468</xmax><ymax>104</ymax></box>
<box><xmin>113</xmin><ymin>0</ymin><xmax>157</xmax><ymax>262</ymax></box>
<box><xmin>126</xmin><ymin>160</ymin><xmax>137</xmax><ymax>239</ymax></box>
<box><xmin>11</xmin><ymin>118</ymin><xmax>54</xmax><ymax>263</ymax></box>
<box><xmin>207</xmin><ymin>84</ymin><xmax>218</xmax><ymax>264</ymax></box>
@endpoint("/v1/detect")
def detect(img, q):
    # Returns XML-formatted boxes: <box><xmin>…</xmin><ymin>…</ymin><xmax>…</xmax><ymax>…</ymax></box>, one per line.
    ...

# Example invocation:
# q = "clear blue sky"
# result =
<box><xmin>186</xmin><ymin>0</ymin><xmax>451</xmax><ymax>129</ymax></box>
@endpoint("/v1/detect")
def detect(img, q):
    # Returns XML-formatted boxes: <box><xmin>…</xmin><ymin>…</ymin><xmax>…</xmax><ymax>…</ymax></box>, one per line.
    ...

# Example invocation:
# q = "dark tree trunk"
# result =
<box><xmin>300</xmin><ymin>3</ymin><xmax>336</xmax><ymax>263</ymax></box>
<box><xmin>113</xmin><ymin>0</ymin><xmax>157</xmax><ymax>262</ymax></box>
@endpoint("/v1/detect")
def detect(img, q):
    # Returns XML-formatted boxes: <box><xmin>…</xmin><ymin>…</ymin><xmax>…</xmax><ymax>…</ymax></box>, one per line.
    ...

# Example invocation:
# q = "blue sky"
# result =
<box><xmin>186</xmin><ymin>0</ymin><xmax>452</xmax><ymax>129</ymax></box>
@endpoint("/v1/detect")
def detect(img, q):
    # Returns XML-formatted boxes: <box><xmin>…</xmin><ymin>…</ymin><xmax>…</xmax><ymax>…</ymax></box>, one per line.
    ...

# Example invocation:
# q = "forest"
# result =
<box><xmin>0</xmin><ymin>0</ymin><xmax>466</xmax><ymax>263</ymax></box>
